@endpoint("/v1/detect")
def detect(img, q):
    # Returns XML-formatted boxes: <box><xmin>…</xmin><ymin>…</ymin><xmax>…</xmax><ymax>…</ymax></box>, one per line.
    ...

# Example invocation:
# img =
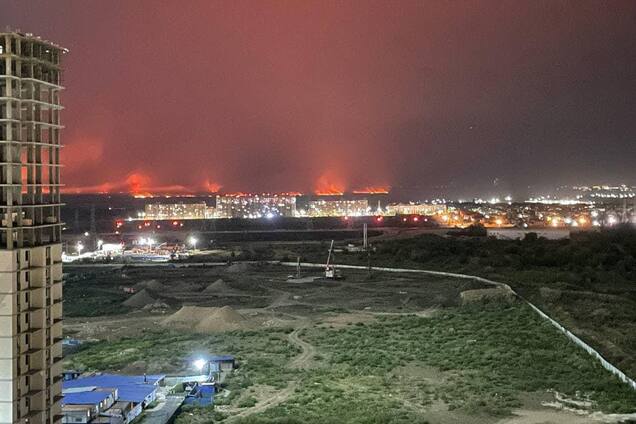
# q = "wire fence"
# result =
<box><xmin>280</xmin><ymin>261</ymin><xmax>636</xmax><ymax>392</ymax></box>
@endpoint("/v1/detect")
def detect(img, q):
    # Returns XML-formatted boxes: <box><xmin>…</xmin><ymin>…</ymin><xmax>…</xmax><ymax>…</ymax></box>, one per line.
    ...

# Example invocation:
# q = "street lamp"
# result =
<box><xmin>193</xmin><ymin>358</ymin><xmax>206</xmax><ymax>372</ymax></box>
<box><xmin>188</xmin><ymin>236</ymin><xmax>198</xmax><ymax>251</ymax></box>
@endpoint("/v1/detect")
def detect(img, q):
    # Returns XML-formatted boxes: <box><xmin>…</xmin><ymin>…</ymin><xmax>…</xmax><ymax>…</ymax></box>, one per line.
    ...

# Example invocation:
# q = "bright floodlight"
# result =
<box><xmin>76</xmin><ymin>242</ymin><xmax>84</xmax><ymax>254</ymax></box>
<box><xmin>189</xmin><ymin>236</ymin><xmax>198</xmax><ymax>248</ymax></box>
<box><xmin>84</xmin><ymin>231</ymin><xmax>90</xmax><ymax>237</ymax></box>
<box><xmin>193</xmin><ymin>358</ymin><xmax>206</xmax><ymax>371</ymax></box>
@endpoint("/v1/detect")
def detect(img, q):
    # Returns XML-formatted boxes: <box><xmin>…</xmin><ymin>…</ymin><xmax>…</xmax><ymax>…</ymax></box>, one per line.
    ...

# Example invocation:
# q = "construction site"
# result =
<box><xmin>61</xmin><ymin>232</ymin><xmax>636</xmax><ymax>424</ymax></box>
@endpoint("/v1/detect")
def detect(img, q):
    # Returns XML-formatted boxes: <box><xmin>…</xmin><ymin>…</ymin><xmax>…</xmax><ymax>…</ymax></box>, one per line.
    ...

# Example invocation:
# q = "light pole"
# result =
<box><xmin>189</xmin><ymin>236</ymin><xmax>198</xmax><ymax>251</ymax></box>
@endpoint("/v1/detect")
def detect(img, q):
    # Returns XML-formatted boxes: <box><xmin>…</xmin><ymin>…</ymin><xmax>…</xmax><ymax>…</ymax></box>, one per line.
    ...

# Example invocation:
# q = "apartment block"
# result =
<box><xmin>0</xmin><ymin>30</ymin><xmax>66</xmax><ymax>424</ymax></box>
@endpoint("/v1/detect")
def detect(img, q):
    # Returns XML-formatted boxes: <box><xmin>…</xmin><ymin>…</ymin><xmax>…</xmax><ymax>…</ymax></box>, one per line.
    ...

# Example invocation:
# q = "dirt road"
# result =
<box><xmin>231</xmin><ymin>382</ymin><xmax>297</xmax><ymax>419</ymax></box>
<box><xmin>288</xmin><ymin>327</ymin><xmax>315</xmax><ymax>369</ymax></box>
<box><xmin>231</xmin><ymin>324</ymin><xmax>316</xmax><ymax>420</ymax></box>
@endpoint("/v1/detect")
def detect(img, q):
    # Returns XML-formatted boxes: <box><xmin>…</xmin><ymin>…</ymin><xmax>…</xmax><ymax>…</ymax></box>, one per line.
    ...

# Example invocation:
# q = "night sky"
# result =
<box><xmin>2</xmin><ymin>1</ymin><xmax>635</xmax><ymax>198</ymax></box>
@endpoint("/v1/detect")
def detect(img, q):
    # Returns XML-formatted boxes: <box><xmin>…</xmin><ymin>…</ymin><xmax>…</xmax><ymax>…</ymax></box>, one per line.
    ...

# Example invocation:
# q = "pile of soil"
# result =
<box><xmin>123</xmin><ymin>289</ymin><xmax>157</xmax><ymax>308</ymax></box>
<box><xmin>197</xmin><ymin>306</ymin><xmax>248</xmax><ymax>332</ymax></box>
<box><xmin>162</xmin><ymin>305</ymin><xmax>249</xmax><ymax>332</ymax></box>
<box><xmin>135</xmin><ymin>280</ymin><xmax>166</xmax><ymax>292</ymax></box>
<box><xmin>460</xmin><ymin>288</ymin><xmax>516</xmax><ymax>305</ymax></box>
<box><xmin>202</xmin><ymin>279</ymin><xmax>234</xmax><ymax>294</ymax></box>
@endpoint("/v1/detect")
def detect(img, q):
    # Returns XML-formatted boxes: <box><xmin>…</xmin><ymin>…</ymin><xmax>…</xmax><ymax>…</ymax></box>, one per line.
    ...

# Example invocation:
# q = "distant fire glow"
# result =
<box><xmin>352</xmin><ymin>186</ymin><xmax>390</xmax><ymax>194</ymax></box>
<box><xmin>314</xmin><ymin>172</ymin><xmax>345</xmax><ymax>196</ymax></box>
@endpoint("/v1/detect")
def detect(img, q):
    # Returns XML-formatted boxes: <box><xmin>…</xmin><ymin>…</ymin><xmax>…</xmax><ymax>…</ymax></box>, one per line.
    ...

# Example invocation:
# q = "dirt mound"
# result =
<box><xmin>162</xmin><ymin>305</ymin><xmax>249</xmax><ymax>332</ymax></box>
<box><xmin>202</xmin><ymin>279</ymin><xmax>234</xmax><ymax>294</ymax></box>
<box><xmin>196</xmin><ymin>306</ymin><xmax>248</xmax><ymax>332</ymax></box>
<box><xmin>225</xmin><ymin>263</ymin><xmax>251</xmax><ymax>273</ymax></box>
<box><xmin>123</xmin><ymin>289</ymin><xmax>157</xmax><ymax>308</ymax></box>
<box><xmin>162</xmin><ymin>306</ymin><xmax>210</xmax><ymax>326</ymax></box>
<box><xmin>135</xmin><ymin>279</ymin><xmax>166</xmax><ymax>292</ymax></box>
<box><xmin>460</xmin><ymin>288</ymin><xmax>515</xmax><ymax>305</ymax></box>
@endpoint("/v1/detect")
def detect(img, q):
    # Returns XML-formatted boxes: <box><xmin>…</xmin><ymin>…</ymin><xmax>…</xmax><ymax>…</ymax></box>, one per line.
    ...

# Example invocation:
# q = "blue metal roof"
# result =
<box><xmin>63</xmin><ymin>391</ymin><xmax>110</xmax><ymax>406</ymax></box>
<box><xmin>63</xmin><ymin>374</ymin><xmax>164</xmax><ymax>388</ymax></box>
<box><xmin>63</xmin><ymin>374</ymin><xmax>164</xmax><ymax>404</ymax></box>
<box><xmin>114</xmin><ymin>384</ymin><xmax>156</xmax><ymax>403</ymax></box>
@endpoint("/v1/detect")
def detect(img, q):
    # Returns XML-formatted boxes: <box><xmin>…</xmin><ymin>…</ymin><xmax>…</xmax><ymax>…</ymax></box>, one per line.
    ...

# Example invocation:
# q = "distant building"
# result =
<box><xmin>386</xmin><ymin>203</ymin><xmax>447</xmax><ymax>216</ymax></box>
<box><xmin>215</xmin><ymin>194</ymin><xmax>297</xmax><ymax>218</ymax></box>
<box><xmin>305</xmin><ymin>199</ymin><xmax>370</xmax><ymax>217</ymax></box>
<box><xmin>143</xmin><ymin>202</ymin><xmax>210</xmax><ymax>220</ymax></box>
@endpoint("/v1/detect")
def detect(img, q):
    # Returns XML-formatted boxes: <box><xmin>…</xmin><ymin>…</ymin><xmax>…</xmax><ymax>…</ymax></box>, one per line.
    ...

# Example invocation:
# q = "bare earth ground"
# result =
<box><xmin>63</xmin><ymin>263</ymin><xmax>634</xmax><ymax>423</ymax></box>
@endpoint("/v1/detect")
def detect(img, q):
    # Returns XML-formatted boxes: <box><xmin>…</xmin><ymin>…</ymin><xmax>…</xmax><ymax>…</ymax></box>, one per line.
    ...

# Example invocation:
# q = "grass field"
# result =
<box><xmin>262</xmin><ymin>227</ymin><xmax>636</xmax><ymax>378</ymax></box>
<box><xmin>66</xmin><ymin>302</ymin><xmax>636</xmax><ymax>423</ymax></box>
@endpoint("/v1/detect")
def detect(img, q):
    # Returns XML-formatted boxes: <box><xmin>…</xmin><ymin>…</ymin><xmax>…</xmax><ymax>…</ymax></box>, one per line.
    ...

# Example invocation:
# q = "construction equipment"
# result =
<box><xmin>325</xmin><ymin>240</ymin><xmax>342</xmax><ymax>279</ymax></box>
<box><xmin>363</xmin><ymin>222</ymin><xmax>368</xmax><ymax>250</ymax></box>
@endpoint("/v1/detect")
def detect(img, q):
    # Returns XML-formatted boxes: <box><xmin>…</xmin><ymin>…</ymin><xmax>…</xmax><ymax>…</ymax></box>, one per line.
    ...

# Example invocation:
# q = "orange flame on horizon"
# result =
<box><xmin>352</xmin><ymin>186</ymin><xmax>390</xmax><ymax>194</ymax></box>
<box><xmin>314</xmin><ymin>172</ymin><xmax>345</xmax><ymax>196</ymax></box>
<box><xmin>203</xmin><ymin>179</ymin><xmax>222</xmax><ymax>193</ymax></box>
<box><xmin>62</xmin><ymin>172</ymin><xmax>211</xmax><ymax>196</ymax></box>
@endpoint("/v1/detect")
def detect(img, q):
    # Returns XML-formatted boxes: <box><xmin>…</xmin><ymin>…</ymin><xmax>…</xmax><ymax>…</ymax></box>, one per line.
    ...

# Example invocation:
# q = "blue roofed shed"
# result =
<box><xmin>63</xmin><ymin>374</ymin><xmax>165</xmax><ymax>406</ymax></box>
<box><xmin>63</xmin><ymin>391</ymin><xmax>111</xmax><ymax>406</ymax></box>
<box><xmin>61</xmin><ymin>389</ymin><xmax>118</xmax><ymax>423</ymax></box>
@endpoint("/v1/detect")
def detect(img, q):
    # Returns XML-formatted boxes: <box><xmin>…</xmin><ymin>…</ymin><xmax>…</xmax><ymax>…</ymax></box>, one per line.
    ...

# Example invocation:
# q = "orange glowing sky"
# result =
<box><xmin>5</xmin><ymin>1</ymin><xmax>636</xmax><ymax>197</ymax></box>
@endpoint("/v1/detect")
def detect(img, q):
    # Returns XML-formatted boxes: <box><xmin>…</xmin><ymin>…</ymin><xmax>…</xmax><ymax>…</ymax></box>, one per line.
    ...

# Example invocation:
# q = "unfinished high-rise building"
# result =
<box><xmin>0</xmin><ymin>31</ymin><xmax>65</xmax><ymax>424</ymax></box>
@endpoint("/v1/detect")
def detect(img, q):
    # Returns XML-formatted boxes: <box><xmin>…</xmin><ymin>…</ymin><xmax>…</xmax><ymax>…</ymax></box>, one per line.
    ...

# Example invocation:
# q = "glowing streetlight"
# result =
<box><xmin>76</xmin><ymin>242</ymin><xmax>84</xmax><ymax>255</ymax></box>
<box><xmin>193</xmin><ymin>358</ymin><xmax>206</xmax><ymax>371</ymax></box>
<box><xmin>189</xmin><ymin>236</ymin><xmax>198</xmax><ymax>250</ymax></box>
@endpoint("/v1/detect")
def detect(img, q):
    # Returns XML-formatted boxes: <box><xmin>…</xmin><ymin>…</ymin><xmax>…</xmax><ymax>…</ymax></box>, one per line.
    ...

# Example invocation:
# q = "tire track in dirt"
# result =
<box><xmin>231</xmin><ymin>383</ymin><xmax>298</xmax><ymax>419</ymax></box>
<box><xmin>288</xmin><ymin>326</ymin><xmax>315</xmax><ymax>369</ymax></box>
<box><xmin>230</xmin><ymin>323</ymin><xmax>316</xmax><ymax>420</ymax></box>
